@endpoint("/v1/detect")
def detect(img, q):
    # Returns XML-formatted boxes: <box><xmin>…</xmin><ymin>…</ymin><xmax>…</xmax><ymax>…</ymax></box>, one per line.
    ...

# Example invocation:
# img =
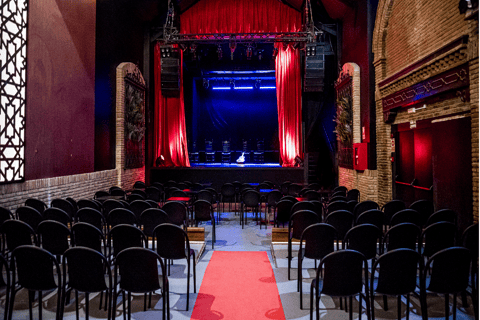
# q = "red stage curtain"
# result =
<box><xmin>180</xmin><ymin>0</ymin><xmax>302</xmax><ymax>34</ymax></box>
<box><xmin>275</xmin><ymin>44</ymin><xmax>302</xmax><ymax>167</ymax></box>
<box><xmin>154</xmin><ymin>43</ymin><xmax>190</xmax><ymax>167</ymax></box>
<box><xmin>179</xmin><ymin>0</ymin><xmax>302</xmax><ymax>167</ymax></box>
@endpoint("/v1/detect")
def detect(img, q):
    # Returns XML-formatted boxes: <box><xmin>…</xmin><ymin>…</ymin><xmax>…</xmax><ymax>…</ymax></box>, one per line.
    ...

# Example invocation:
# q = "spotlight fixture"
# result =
<box><xmin>246</xmin><ymin>44</ymin><xmax>253</xmax><ymax>60</ymax></box>
<box><xmin>272</xmin><ymin>47</ymin><xmax>279</xmax><ymax>59</ymax></box>
<box><xmin>160</xmin><ymin>45</ymin><xmax>173</xmax><ymax>58</ymax></box>
<box><xmin>229</xmin><ymin>38</ymin><xmax>236</xmax><ymax>60</ymax></box>
<box><xmin>217</xmin><ymin>45</ymin><xmax>223</xmax><ymax>60</ymax></box>
<box><xmin>306</xmin><ymin>43</ymin><xmax>316</xmax><ymax>56</ymax></box>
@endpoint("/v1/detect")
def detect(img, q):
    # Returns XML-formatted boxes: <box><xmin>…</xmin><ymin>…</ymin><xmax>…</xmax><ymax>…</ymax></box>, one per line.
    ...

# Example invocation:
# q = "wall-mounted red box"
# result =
<box><xmin>353</xmin><ymin>143</ymin><xmax>368</xmax><ymax>171</ymax></box>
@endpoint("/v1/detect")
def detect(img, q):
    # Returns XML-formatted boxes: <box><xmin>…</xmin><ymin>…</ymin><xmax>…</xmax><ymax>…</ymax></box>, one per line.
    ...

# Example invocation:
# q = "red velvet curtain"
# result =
<box><xmin>275</xmin><ymin>44</ymin><xmax>302</xmax><ymax>167</ymax></box>
<box><xmin>154</xmin><ymin>43</ymin><xmax>190</xmax><ymax>167</ymax></box>
<box><xmin>179</xmin><ymin>0</ymin><xmax>302</xmax><ymax>167</ymax></box>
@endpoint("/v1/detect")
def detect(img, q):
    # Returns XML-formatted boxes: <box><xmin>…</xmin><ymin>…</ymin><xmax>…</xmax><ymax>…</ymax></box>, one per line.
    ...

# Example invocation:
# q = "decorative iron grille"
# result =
<box><xmin>0</xmin><ymin>0</ymin><xmax>28</xmax><ymax>183</ymax></box>
<box><xmin>334</xmin><ymin>69</ymin><xmax>353</xmax><ymax>169</ymax></box>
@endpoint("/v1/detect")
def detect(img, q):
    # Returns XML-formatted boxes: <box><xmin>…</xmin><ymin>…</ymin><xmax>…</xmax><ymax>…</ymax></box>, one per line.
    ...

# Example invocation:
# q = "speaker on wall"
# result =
<box><xmin>304</xmin><ymin>43</ymin><xmax>324</xmax><ymax>92</ymax></box>
<box><xmin>160</xmin><ymin>45</ymin><xmax>180</xmax><ymax>95</ymax></box>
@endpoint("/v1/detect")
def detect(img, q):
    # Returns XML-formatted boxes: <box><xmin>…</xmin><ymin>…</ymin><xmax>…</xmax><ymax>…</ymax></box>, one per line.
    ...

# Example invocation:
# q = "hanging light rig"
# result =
<box><xmin>229</xmin><ymin>37</ymin><xmax>236</xmax><ymax>60</ymax></box>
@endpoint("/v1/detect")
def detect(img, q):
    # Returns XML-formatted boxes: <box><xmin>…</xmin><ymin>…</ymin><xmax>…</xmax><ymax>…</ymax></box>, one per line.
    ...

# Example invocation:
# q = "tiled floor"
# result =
<box><xmin>1</xmin><ymin>210</ymin><xmax>477</xmax><ymax>319</ymax></box>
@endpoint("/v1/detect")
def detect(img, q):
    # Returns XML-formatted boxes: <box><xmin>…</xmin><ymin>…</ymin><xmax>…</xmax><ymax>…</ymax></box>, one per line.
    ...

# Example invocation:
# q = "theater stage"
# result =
<box><xmin>150</xmin><ymin>163</ymin><xmax>304</xmax><ymax>190</ymax></box>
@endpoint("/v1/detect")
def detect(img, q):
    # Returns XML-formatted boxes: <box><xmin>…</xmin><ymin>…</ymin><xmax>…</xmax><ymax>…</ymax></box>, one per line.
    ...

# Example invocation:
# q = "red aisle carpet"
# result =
<box><xmin>191</xmin><ymin>251</ymin><xmax>286</xmax><ymax>320</ymax></box>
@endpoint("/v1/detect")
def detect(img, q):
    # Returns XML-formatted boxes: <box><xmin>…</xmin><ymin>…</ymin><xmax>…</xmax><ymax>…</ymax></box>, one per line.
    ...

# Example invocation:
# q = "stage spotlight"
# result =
<box><xmin>272</xmin><ymin>47</ymin><xmax>278</xmax><ymax>59</ymax></box>
<box><xmin>217</xmin><ymin>45</ymin><xmax>223</xmax><ymax>60</ymax></box>
<box><xmin>246</xmin><ymin>44</ymin><xmax>253</xmax><ymax>60</ymax></box>
<box><xmin>229</xmin><ymin>40</ymin><xmax>236</xmax><ymax>60</ymax></box>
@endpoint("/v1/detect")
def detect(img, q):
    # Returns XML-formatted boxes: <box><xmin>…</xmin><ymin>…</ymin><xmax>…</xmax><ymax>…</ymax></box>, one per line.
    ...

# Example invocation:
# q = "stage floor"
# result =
<box><xmin>190</xmin><ymin>162</ymin><xmax>281</xmax><ymax>168</ymax></box>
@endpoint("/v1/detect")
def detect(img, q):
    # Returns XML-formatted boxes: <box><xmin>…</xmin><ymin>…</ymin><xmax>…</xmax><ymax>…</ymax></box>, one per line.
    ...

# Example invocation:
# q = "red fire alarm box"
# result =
<box><xmin>353</xmin><ymin>143</ymin><xmax>368</xmax><ymax>171</ymax></box>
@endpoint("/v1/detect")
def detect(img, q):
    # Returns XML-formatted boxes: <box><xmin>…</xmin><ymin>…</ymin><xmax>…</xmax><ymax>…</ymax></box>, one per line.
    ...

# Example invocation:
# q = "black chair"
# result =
<box><xmin>325</xmin><ymin>201</ymin><xmax>348</xmax><ymax>218</ymax></box>
<box><xmin>154</xmin><ymin>223</ymin><xmax>195</xmax><ymax>311</ymax></box>
<box><xmin>304</xmin><ymin>190</ymin><xmax>321</xmax><ymax>201</ymax></box>
<box><xmin>133</xmin><ymin>181</ymin><xmax>146</xmax><ymax>189</ymax></box>
<box><xmin>76</xmin><ymin>207</ymin><xmax>105</xmax><ymax>233</ymax></box>
<box><xmin>107</xmin><ymin>224</ymin><xmax>147</xmax><ymax>264</ymax></box>
<box><xmin>370</xmin><ymin>249</ymin><xmax>421</xmax><ymax>320</ymax></box>
<box><xmin>420</xmin><ymin>221</ymin><xmax>456</xmax><ymax>260</ymax></box>
<box><xmin>353</xmin><ymin>200</ymin><xmax>380</xmax><ymax>220</ymax></box>
<box><xmin>275</xmin><ymin>199</ymin><xmax>294</xmax><ymax>227</ymax></box>
<box><xmin>426</xmin><ymin>209</ymin><xmax>457</xmax><ymax>226</ymax></box>
<box><xmin>1</xmin><ymin>220</ymin><xmax>37</xmax><ymax>257</ymax></box>
<box><xmin>461</xmin><ymin>223</ymin><xmax>478</xmax><ymax>317</ymax></box>
<box><xmin>344</xmin><ymin>224</ymin><xmax>382</xmax><ymax>267</ymax></box>
<box><xmin>0</xmin><ymin>207</ymin><xmax>14</xmax><ymax>254</ymax></box>
<box><xmin>132</xmin><ymin>189</ymin><xmax>147</xmax><ymax>198</ymax></box>
<box><xmin>265</xmin><ymin>190</ymin><xmax>282</xmax><ymax>222</ymax></box>
<box><xmin>346</xmin><ymin>189</ymin><xmax>360</xmax><ymax>201</ymax></box>
<box><xmin>310</xmin><ymin>200</ymin><xmax>324</xmax><ymax>219</ymax></box>
<box><xmin>25</xmin><ymin>198</ymin><xmax>47</xmax><ymax>214</ymax></box>
<box><xmin>110</xmin><ymin>188</ymin><xmax>127</xmax><ymax>199</ymax></box>
<box><xmin>409</xmin><ymin>199</ymin><xmax>434</xmax><ymax>227</ymax></box>
<box><xmin>108</xmin><ymin>186</ymin><xmax>123</xmax><ymax>194</ymax></box>
<box><xmin>310</xmin><ymin>249</ymin><xmax>370</xmax><ymax>320</ymax></box>
<box><xmin>291</xmin><ymin>201</ymin><xmax>316</xmax><ymax>216</ymax></box>
<box><xmin>0</xmin><ymin>253</ymin><xmax>10</xmax><ymax>320</ymax></box>
<box><xmin>192</xmin><ymin>200</ymin><xmax>215</xmax><ymax>248</ymax></box>
<box><xmin>330</xmin><ymin>190</ymin><xmax>347</xmax><ymax>199</ymax></box>
<box><xmin>329</xmin><ymin>195</ymin><xmax>347</xmax><ymax>203</ymax></box>
<box><xmin>37</xmin><ymin>220</ymin><xmax>70</xmax><ymax>263</ymax></box>
<box><xmin>102</xmin><ymin>199</ymin><xmax>125</xmax><ymax>219</ymax></box>
<box><xmin>242</xmin><ymin>190</ymin><xmax>262</xmax><ymax>229</ymax></box>
<box><xmin>288</xmin><ymin>210</ymin><xmax>321</xmax><ymax>280</ymax></box>
<box><xmin>66</xmin><ymin>198</ymin><xmax>78</xmax><ymax>215</ymax></box>
<box><xmin>130</xmin><ymin>200</ymin><xmax>152</xmax><ymax>221</ymax></box>
<box><xmin>162</xmin><ymin>201</ymin><xmax>188</xmax><ymax>228</ymax></box>
<box><xmin>197</xmin><ymin>189</ymin><xmax>214</xmax><ymax>204</ymax></box>
<box><xmin>16</xmin><ymin>206</ymin><xmax>43</xmax><ymax>231</ymax></box>
<box><xmin>114</xmin><ymin>247</ymin><xmax>169</xmax><ymax>320</ymax></box>
<box><xmin>333</xmin><ymin>186</ymin><xmax>348</xmax><ymax>193</ymax></box>
<box><xmin>381</xmin><ymin>200</ymin><xmax>406</xmax><ymax>233</ymax></box>
<box><xmin>138</xmin><ymin>208</ymin><xmax>170</xmax><ymax>250</ymax></box>
<box><xmin>380</xmin><ymin>222</ymin><xmax>420</xmax><ymax>254</ymax></box>
<box><xmin>62</xmin><ymin>247</ymin><xmax>112</xmax><ymax>320</ymax></box>
<box><xmin>325</xmin><ymin>210</ymin><xmax>354</xmax><ymax>250</ymax></box>
<box><xmin>106</xmin><ymin>208</ymin><xmax>137</xmax><ymax>230</ymax></box>
<box><xmin>280</xmin><ymin>181</ymin><xmax>292</xmax><ymax>195</ymax></box>
<box><xmin>43</xmin><ymin>207</ymin><xmax>72</xmax><ymax>227</ymax></box>
<box><xmin>71</xmin><ymin>222</ymin><xmax>106</xmax><ymax>255</ymax></box>
<box><xmin>146</xmin><ymin>186</ymin><xmax>163</xmax><ymax>204</ymax></box>
<box><xmin>146</xmin><ymin>199</ymin><xmax>161</xmax><ymax>208</ymax></box>
<box><xmin>51</xmin><ymin>198</ymin><xmax>75</xmax><ymax>220</ymax></box>
<box><xmin>423</xmin><ymin>247</ymin><xmax>472</xmax><ymax>320</ymax></box>
<box><xmin>288</xmin><ymin>183</ymin><xmax>303</xmax><ymax>196</ymax></box>
<box><xmin>77</xmin><ymin>199</ymin><xmax>102</xmax><ymax>212</ymax></box>
<box><xmin>356</xmin><ymin>209</ymin><xmax>384</xmax><ymax>232</ymax></box>
<box><xmin>94</xmin><ymin>190</ymin><xmax>110</xmax><ymax>199</ymax></box>
<box><xmin>390</xmin><ymin>209</ymin><xmax>422</xmax><ymax>228</ymax></box>
<box><xmin>9</xmin><ymin>245</ymin><xmax>62</xmax><ymax>320</ymax></box>
<box><xmin>220</xmin><ymin>183</ymin><xmax>236</xmax><ymax>214</ymax></box>
<box><xmin>127</xmin><ymin>193</ymin><xmax>145</xmax><ymax>202</ymax></box>
<box><xmin>298</xmin><ymin>223</ymin><xmax>336</xmax><ymax>309</ymax></box>
<box><xmin>299</xmin><ymin>187</ymin><xmax>313</xmax><ymax>196</ymax></box>
<box><xmin>170</xmin><ymin>189</ymin><xmax>188</xmax><ymax>198</ymax></box>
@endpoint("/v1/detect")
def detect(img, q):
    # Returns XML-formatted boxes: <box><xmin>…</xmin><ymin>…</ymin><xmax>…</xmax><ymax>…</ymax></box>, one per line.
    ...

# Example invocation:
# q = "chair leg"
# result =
<box><xmin>310</xmin><ymin>283</ymin><xmax>314</xmax><ymax>320</ymax></box>
<box><xmin>122</xmin><ymin>291</ymin><xmax>127</xmax><ymax>320</ymax></box>
<box><xmin>193</xmin><ymin>253</ymin><xmax>197</xmax><ymax>294</ymax></box>
<box><xmin>406</xmin><ymin>293</ymin><xmax>410</xmax><ymax>320</ymax></box>
<box><xmin>397</xmin><ymin>295</ymin><xmax>402</xmax><ymax>320</ymax></box>
<box><xmin>316</xmin><ymin>293</ymin><xmax>321</xmax><ymax>320</ymax></box>
<box><xmin>445</xmin><ymin>294</ymin><xmax>449</xmax><ymax>320</ymax></box>
<box><xmin>38</xmin><ymin>291</ymin><xmax>43</xmax><ymax>320</ymax></box>
<box><xmin>371</xmin><ymin>292</ymin><xmax>376</xmax><ymax>320</ymax></box>
<box><xmin>453</xmin><ymin>293</ymin><xmax>457</xmax><ymax>320</ymax></box>
<box><xmin>128</xmin><ymin>292</ymin><xmax>132</xmax><ymax>320</ymax></box>
<box><xmin>186</xmin><ymin>258</ymin><xmax>190</xmax><ymax>311</ymax></box>
<box><xmin>75</xmin><ymin>290</ymin><xmax>79</xmax><ymax>320</ymax></box>
<box><xmin>349</xmin><ymin>296</ymin><xmax>353</xmax><ymax>320</ymax></box>
<box><xmin>383</xmin><ymin>294</ymin><xmax>389</xmax><ymax>311</ymax></box>
<box><xmin>85</xmin><ymin>292</ymin><xmax>90</xmax><ymax>320</ymax></box>
<box><xmin>28</xmin><ymin>290</ymin><xmax>34</xmax><ymax>320</ymax></box>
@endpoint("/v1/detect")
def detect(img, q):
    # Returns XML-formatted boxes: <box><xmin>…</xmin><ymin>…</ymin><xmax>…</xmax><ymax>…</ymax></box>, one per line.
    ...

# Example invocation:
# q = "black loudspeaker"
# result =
<box><xmin>304</xmin><ymin>43</ymin><xmax>324</xmax><ymax>92</ymax></box>
<box><xmin>160</xmin><ymin>45</ymin><xmax>180</xmax><ymax>94</ymax></box>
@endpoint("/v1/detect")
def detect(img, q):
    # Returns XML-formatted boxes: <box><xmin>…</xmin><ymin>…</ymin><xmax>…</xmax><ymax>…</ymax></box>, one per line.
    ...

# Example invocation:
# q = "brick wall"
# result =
<box><xmin>373</xmin><ymin>0</ymin><xmax>478</xmax><ymax>222</ymax></box>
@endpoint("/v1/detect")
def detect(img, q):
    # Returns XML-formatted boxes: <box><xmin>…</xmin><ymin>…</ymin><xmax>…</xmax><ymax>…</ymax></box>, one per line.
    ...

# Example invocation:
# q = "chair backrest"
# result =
<box><xmin>243</xmin><ymin>190</ymin><xmax>261</xmax><ymax>207</ymax></box>
<box><xmin>390</xmin><ymin>209</ymin><xmax>422</xmax><ymax>228</ymax></box>
<box><xmin>109</xmin><ymin>186</ymin><xmax>123</xmax><ymax>193</ymax></box>
<box><xmin>220</xmin><ymin>183</ymin><xmax>236</xmax><ymax>197</ymax></box>
<box><xmin>426</xmin><ymin>209</ymin><xmax>457</xmax><ymax>226</ymax></box>
<box><xmin>154</xmin><ymin>223</ymin><xmax>190</xmax><ymax>260</ymax></box>
<box><xmin>37</xmin><ymin>220</ymin><xmax>70</xmax><ymax>256</ymax></box>
<box><xmin>193</xmin><ymin>200</ymin><xmax>214</xmax><ymax>222</ymax></box>
<box><xmin>280</xmin><ymin>195</ymin><xmax>298</xmax><ymax>203</ymax></box>
<box><xmin>63</xmin><ymin>247</ymin><xmax>110</xmax><ymax>294</ymax></box>
<box><xmin>76</xmin><ymin>207</ymin><xmax>105</xmax><ymax>231</ymax></box>
<box><xmin>11</xmin><ymin>245</ymin><xmax>60</xmax><ymax>291</ymax></box>
<box><xmin>145</xmin><ymin>199</ymin><xmax>160</xmax><ymax>208</ymax></box>
<box><xmin>289</xmin><ymin>210</ymin><xmax>320</xmax><ymax>240</ymax></box>
<box><xmin>355</xmin><ymin>209</ymin><xmax>384</xmax><ymax>232</ymax></box>
<box><xmin>307</xmin><ymin>183</ymin><xmax>321</xmax><ymax>191</ymax></box>
<box><xmin>325</xmin><ymin>210</ymin><xmax>354</xmax><ymax>241</ymax></box>
<box><xmin>77</xmin><ymin>199</ymin><xmax>101</xmax><ymax>211</ymax></box>
<box><xmin>1</xmin><ymin>220</ymin><xmax>37</xmax><ymax>252</ymax></box>
<box><xmin>381</xmin><ymin>200</ymin><xmax>406</xmax><ymax>226</ymax></box>
<box><xmin>103</xmin><ymin>199</ymin><xmax>125</xmax><ymax>218</ymax></box>
<box><xmin>170</xmin><ymin>190</ymin><xmax>188</xmax><ymax>198</ymax></box>
<box><xmin>372</xmin><ymin>248</ymin><xmax>420</xmax><ymax>296</ymax></box>
<box><xmin>381</xmin><ymin>222</ymin><xmax>420</xmax><ymax>253</ymax></box>
<box><xmin>330</xmin><ymin>190</ymin><xmax>346</xmax><ymax>199</ymax></box>
<box><xmin>421</xmin><ymin>221</ymin><xmax>456</xmax><ymax>258</ymax></box>
<box><xmin>332</xmin><ymin>186</ymin><xmax>348</xmax><ymax>193</ymax></box>
<box><xmin>131</xmin><ymin>189</ymin><xmax>147</xmax><ymax>198</ymax></box>
<box><xmin>353</xmin><ymin>200</ymin><xmax>380</xmax><ymax>219</ymax></box>
<box><xmin>266</xmin><ymin>190</ymin><xmax>282</xmax><ymax>206</ymax></box>
<box><xmin>347</xmin><ymin>200</ymin><xmax>358</xmax><ymax>214</ymax></box>
<box><xmin>145</xmin><ymin>186</ymin><xmax>162</xmax><ymax>202</ymax></box>
<box><xmin>326</xmin><ymin>201</ymin><xmax>348</xmax><ymax>217</ymax></box>
<box><xmin>318</xmin><ymin>249</ymin><xmax>367</xmax><ymax>297</ymax></box>
<box><xmin>94</xmin><ymin>190</ymin><xmax>110</xmax><ymax>199</ymax></box>
<box><xmin>197</xmin><ymin>190</ymin><xmax>214</xmax><ymax>204</ymax></box>
<box><xmin>110</xmin><ymin>189</ymin><xmax>127</xmax><ymax>198</ymax></box>
<box><xmin>165</xmin><ymin>180</ymin><xmax>178</xmax><ymax>189</ymax></box>
<box><xmin>139</xmin><ymin>208</ymin><xmax>170</xmax><ymax>238</ymax></box>
<box><xmin>25</xmin><ymin>198</ymin><xmax>47</xmax><ymax>214</ymax></box>
<box><xmin>346</xmin><ymin>189</ymin><xmax>360</xmax><ymax>201</ymax></box>
<box><xmin>425</xmin><ymin>247</ymin><xmax>471</xmax><ymax>294</ymax></box>
<box><xmin>108</xmin><ymin>224</ymin><xmax>146</xmax><ymax>260</ymax></box>
<box><xmin>287</xmin><ymin>183</ymin><xmax>302</xmax><ymax>196</ymax></box>
<box><xmin>329</xmin><ymin>195</ymin><xmax>347</xmax><ymax>203</ymax></box>
<box><xmin>300</xmin><ymin>223</ymin><xmax>336</xmax><ymax>260</ymax></box>
<box><xmin>275</xmin><ymin>199</ymin><xmax>294</xmax><ymax>224</ymax></box>
<box><xmin>462</xmin><ymin>223</ymin><xmax>478</xmax><ymax>260</ymax></box>
<box><xmin>256</xmin><ymin>182</ymin><xmax>272</xmax><ymax>191</ymax></box>
<box><xmin>280</xmin><ymin>181</ymin><xmax>292</xmax><ymax>195</ymax></box>
<box><xmin>304</xmin><ymin>190</ymin><xmax>321</xmax><ymax>201</ymax></box>
<box><xmin>299</xmin><ymin>188</ymin><xmax>312</xmax><ymax>196</ymax></box>
<box><xmin>114</xmin><ymin>247</ymin><xmax>165</xmax><ymax>294</ymax></box>
<box><xmin>151</xmin><ymin>182</ymin><xmax>164</xmax><ymax>192</ymax></box>
<box><xmin>43</xmin><ymin>207</ymin><xmax>72</xmax><ymax>227</ymax></box>
<box><xmin>133</xmin><ymin>181</ymin><xmax>146</xmax><ymax>189</ymax></box>
<box><xmin>71</xmin><ymin>222</ymin><xmax>105</xmax><ymax>254</ymax></box>
<box><xmin>107</xmin><ymin>208</ymin><xmax>137</xmax><ymax>229</ymax></box>
<box><xmin>162</xmin><ymin>201</ymin><xmax>187</xmax><ymax>226</ymax></box>
<box><xmin>51</xmin><ymin>198</ymin><xmax>75</xmax><ymax>219</ymax></box>
<box><xmin>16</xmin><ymin>206</ymin><xmax>43</xmax><ymax>231</ymax></box>
<box><xmin>0</xmin><ymin>206</ymin><xmax>14</xmax><ymax>227</ymax></box>
<box><xmin>129</xmin><ymin>200</ymin><xmax>152</xmax><ymax>220</ymax></box>
<box><xmin>409</xmin><ymin>199</ymin><xmax>434</xmax><ymax>227</ymax></box>
<box><xmin>291</xmin><ymin>201</ymin><xmax>316</xmax><ymax>215</ymax></box>
<box><xmin>128</xmin><ymin>193</ymin><xmax>146</xmax><ymax>202</ymax></box>
<box><xmin>344</xmin><ymin>224</ymin><xmax>381</xmax><ymax>260</ymax></box>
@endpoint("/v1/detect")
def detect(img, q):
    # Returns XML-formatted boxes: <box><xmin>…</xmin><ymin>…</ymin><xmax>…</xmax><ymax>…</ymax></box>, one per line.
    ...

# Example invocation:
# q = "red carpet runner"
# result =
<box><xmin>191</xmin><ymin>251</ymin><xmax>286</xmax><ymax>320</ymax></box>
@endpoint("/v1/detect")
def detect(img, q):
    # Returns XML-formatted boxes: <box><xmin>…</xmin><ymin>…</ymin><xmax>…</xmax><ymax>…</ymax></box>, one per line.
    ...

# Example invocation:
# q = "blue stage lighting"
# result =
<box><xmin>212</xmin><ymin>87</ymin><xmax>232</xmax><ymax>90</ymax></box>
<box><xmin>259</xmin><ymin>86</ymin><xmax>276</xmax><ymax>89</ymax></box>
<box><xmin>234</xmin><ymin>86</ymin><xmax>254</xmax><ymax>90</ymax></box>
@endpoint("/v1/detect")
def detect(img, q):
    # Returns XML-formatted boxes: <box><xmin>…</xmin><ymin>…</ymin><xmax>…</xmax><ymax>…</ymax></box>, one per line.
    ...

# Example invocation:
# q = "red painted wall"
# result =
<box><xmin>25</xmin><ymin>0</ymin><xmax>96</xmax><ymax>180</ymax></box>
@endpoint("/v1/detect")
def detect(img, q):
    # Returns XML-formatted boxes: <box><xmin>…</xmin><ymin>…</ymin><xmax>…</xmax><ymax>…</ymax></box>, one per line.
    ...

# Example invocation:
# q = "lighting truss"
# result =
<box><xmin>162</xmin><ymin>31</ymin><xmax>313</xmax><ymax>45</ymax></box>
